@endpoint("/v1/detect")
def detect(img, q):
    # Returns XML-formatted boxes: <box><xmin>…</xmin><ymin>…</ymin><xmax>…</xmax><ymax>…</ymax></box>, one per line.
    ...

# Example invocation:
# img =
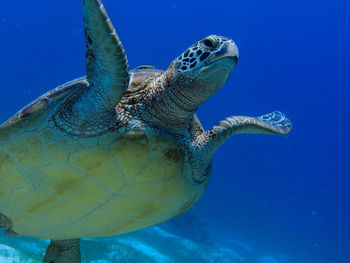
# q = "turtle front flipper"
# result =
<box><xmin>198</xmin><ymin>111</ymin><xmax>292</xmax><ymax>153</ymax></box>
<box><xmin>53</xmin><ymin>0</ymin><xmax>129</xmax><ymax>136</ymax></box>
<box><xmin>43</xmin><ymin>239</ymin><xmax>81</xmax><ymax>263</ymax></box>
<box><xmin>83</xmin><ymin>0</ymin><xmax>129</xmax><ymax>102</ymax></box>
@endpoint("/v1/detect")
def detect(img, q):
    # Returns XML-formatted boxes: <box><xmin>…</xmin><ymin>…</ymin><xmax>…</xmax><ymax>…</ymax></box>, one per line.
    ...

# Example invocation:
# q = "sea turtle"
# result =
<box><xmin>0</xmin><ymin>0</ymin><xmax>292</xmax><ymax>262</ymax></box>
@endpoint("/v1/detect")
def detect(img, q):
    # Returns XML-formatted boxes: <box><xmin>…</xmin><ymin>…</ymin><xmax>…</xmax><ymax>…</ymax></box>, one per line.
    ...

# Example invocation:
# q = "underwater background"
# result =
<box><xmin>0</xmin><ymin>0</ymin><xmax>349</xmax><ymax>262</ymax></box>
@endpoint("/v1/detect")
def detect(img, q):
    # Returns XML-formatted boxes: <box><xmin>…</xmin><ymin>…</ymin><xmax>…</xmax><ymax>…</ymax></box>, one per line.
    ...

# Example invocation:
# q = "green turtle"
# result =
<box><xmin>0</xmin><ymin>0</ymin><xmax>292</xmax><ymax>262</ymax></box>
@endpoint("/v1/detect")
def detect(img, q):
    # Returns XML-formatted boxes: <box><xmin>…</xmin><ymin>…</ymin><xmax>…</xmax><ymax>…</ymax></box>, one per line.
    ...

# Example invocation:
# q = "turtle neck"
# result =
<box><xmin>142</xmin><ymin>68</ymin><xmax>204</xmax><ymax>132</ymax></box>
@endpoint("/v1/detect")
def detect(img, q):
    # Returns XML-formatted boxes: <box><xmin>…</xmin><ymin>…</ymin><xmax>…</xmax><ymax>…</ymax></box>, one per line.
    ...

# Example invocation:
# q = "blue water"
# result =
<box><xmin>1</xmin><ymin>0</ymin><xmax>349</xmax><ymax>262</ymax></box>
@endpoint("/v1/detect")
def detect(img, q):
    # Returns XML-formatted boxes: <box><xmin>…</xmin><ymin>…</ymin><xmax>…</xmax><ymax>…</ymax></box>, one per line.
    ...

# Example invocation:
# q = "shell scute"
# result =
<box><xmin>69</xmin><ymin>146</ymin><xmax>124</xmax><ymax>193</ymax></box>
<box><xmin>18</xmin><ymin>98</ymin><xmax>49</xmax><ymax>123</ymax></box>
<box><xmin>11</xmin><ymin>187</ymin><xmax>91</xmax><ymax>236</ymax></box>
<box><xmin>129</xmin><ymin>68</ymin><xmax>163</xmax><ymax>89</ymax></box>
<box><xmin>46</xmin><ymin>141</ymin><xmax>69</xmax><ymax>164</ymax></box>
<box><xmin>102</xmin><ymin>194</ymin><xmax>174</xmax><ymax>223</ymax></box>
<box><xmin>148</xmin><ymin>133</ymin><xmax>181</xmax><ymax>157</ymax></box>
<box><xmin>0</xmin><ymin>120</ymin><xmax>23</xmax><ymax>144</ymax></box>
<box><xmin>125</xmin><ymin>175</ymin><xmax>185</xmax><ymax>201</ymax></box>
<box><xmin>58</xmin><ymin>209</ymin><xmax>138</xmax><ymax>238</ymax></box>
<box><xmin>39</xmin><ymin>165</ymin><xmax>111</xmax><ymax>206</ymax></box>
<box><xmin>109</xmin><ymin>132</ymin><xmax>151</xmax><ymax>183</ymax></box>
<box><xmin>133</xmin><ymin>148</ymin><xmax>184</xmax><ymax>184</ymax></box>
<box><xmin>0</xmin><ymin>150</ymin><xmax>25</xmax><ymax>189</ymax></box>
<box><xmin>4</xmin><ymin>133</ymin><xmax>50</xmax><ymax>170</ymax></box>
<box><xmin>59</xmin><ymin>136</ymin><xmax>83</xmax><ymax>154</ymax></box>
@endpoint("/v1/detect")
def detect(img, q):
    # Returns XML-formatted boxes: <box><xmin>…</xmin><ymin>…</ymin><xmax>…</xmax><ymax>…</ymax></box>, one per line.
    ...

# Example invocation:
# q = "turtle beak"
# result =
<box><xmin>205</xmin><ymin>40</ymin><xmax>239</xmax><ymax>66</ymax></box>
<box><xmin>225</xmin><ymin>40</ymin><xmax>239</xmax><ymax>63</ymax></box>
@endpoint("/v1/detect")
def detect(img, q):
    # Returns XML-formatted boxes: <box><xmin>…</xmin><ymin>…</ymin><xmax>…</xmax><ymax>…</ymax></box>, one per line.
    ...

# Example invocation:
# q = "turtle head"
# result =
<box><xmin>168</xmin><ymin>35</ymin><xmax>238</xmax><ymax>105</ymax></box>
<box><xmin>145</xmin><ymin>35</ymin><xmax>238</xmax><ymax>129</ymax></box>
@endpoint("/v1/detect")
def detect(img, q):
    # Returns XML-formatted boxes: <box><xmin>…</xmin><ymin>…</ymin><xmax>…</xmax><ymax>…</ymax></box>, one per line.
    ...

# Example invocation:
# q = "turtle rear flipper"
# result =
<box><xmin>44</xmin><ymin>239</ymin><xmax>81</xmax><ymax>263</ymax></box>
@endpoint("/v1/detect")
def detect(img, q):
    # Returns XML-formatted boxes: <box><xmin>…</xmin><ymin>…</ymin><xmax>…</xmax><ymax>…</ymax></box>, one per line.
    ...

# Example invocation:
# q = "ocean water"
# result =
<box><xmin>0</xmin><ymin>0</ymin><xmax>349</xmax><ymax>262</ymax></box>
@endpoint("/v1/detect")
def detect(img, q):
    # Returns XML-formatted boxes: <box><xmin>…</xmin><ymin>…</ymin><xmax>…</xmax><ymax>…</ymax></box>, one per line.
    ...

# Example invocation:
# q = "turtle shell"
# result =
<box><xmin>1</xmin><ymin>68</ymin><xmax>163</xmax><ymax>129</ymax></box>
<box><xmin>0</xmin><ymin>68</ymin><xmax>204</xmax><ymax>239</ymax></box>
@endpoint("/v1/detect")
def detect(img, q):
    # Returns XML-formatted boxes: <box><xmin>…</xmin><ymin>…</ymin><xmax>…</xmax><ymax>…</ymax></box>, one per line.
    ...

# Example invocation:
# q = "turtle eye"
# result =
<box><xmin>201</xmin><ymin>37</ymin><xmax>219</xmax><ymax>50</ymax></box>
